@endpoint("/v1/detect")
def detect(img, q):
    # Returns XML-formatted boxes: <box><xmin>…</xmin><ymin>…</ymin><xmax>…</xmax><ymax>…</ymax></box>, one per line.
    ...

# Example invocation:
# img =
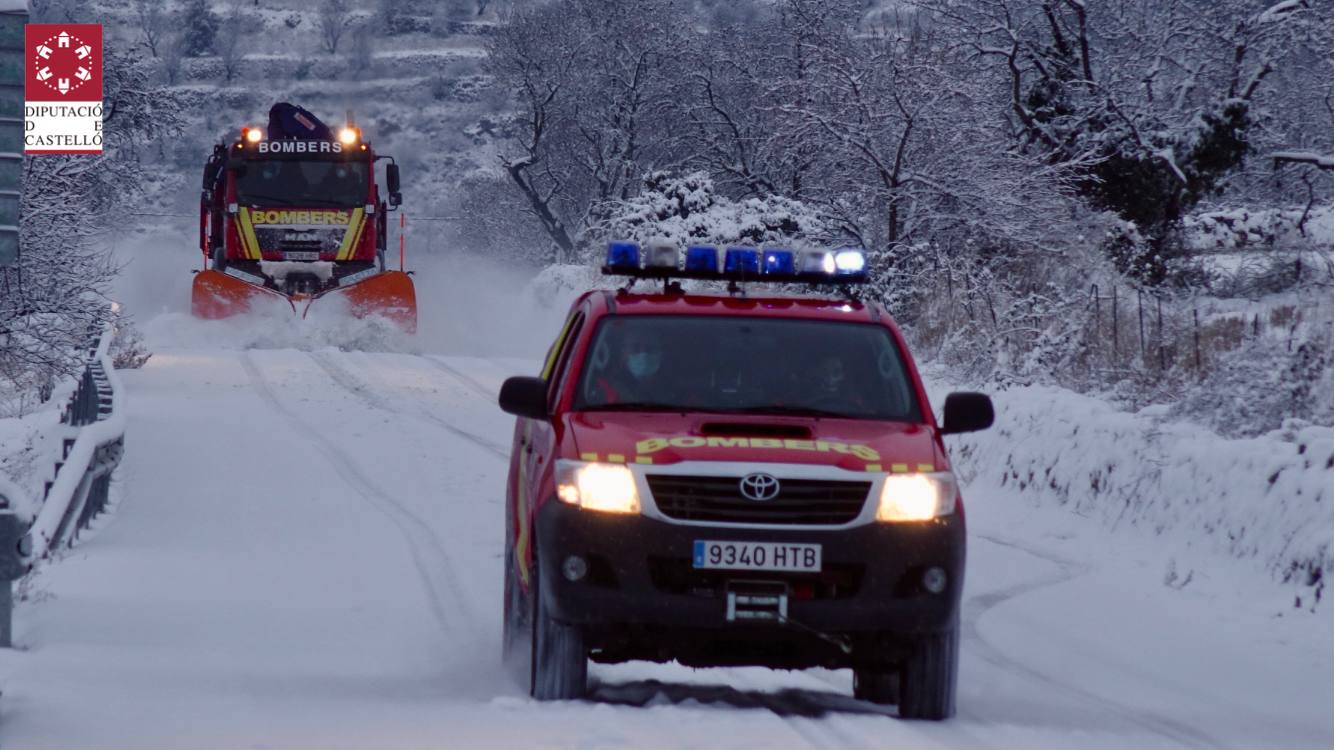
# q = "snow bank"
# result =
<box><xmin>0</xmin><ymin>393</ymin><xmax>69</xmax><ymax>522</ymax></box>
<box><xmin>1186</xmin><ymin>205</ymin><xmax>1334</xmax><ymax>252</ymax></box>
<box><xmin>522</xmin><ymin>263</ymin><xmax>601</xmax><ymax>312</ymax></box>
<box><xmin>0</xmin><ymin>418</ymin><xmax>43</xmax><ymax>520</ymax></box>
<box><xmin>140</xmin><ymin>308</ymin><xmax>417</xmax><ymax>355</ymax></box>
<box><xmin>940</xmin><ymin>382</ymin><xmax>1332</xmax><ymax>606</ymax></box>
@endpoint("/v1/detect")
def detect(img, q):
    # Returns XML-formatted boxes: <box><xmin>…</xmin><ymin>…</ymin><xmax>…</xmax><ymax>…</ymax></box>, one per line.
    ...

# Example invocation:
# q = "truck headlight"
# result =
<box><xmin>555</xmin><ymin>461</ymin><xmax>640</xmax><ymax>514</ymax></box>
<box><xmin>876</xmin><ymin>472</ymin><xmax>957</xmax><ymax>522</ymax></box>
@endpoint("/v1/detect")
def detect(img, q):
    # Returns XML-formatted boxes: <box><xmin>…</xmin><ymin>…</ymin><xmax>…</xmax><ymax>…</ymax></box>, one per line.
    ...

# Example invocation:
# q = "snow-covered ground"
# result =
<box><xmin>2</xmin><ymin>296</ymin><xmax>1332</xmax><ymax>747</ymax></box>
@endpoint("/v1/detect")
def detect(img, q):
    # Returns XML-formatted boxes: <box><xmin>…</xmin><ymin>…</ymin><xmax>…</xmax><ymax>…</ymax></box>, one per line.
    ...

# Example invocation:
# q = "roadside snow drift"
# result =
<box><xmin>944</xmin><ymin>384</ymin><xmax>1332</xmax><ymax>607</ymax></box>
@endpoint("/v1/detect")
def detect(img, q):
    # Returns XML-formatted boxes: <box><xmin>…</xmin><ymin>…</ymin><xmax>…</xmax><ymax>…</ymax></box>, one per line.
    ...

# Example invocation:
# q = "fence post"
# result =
<box><xmin>1200</xmin><ymin>306</ymin><xmax>1211</xmax><ymax>370</ymax></box>
<box><xmin>1112</xmin><ymin>286</ymin><xmax>1119</xmax><ymax>355</ymax></box>
<box><xmin>1136</xmin><ymin>289</ymin><xmax>1145</xmax><ymax>362</ymax></box>
<box><xmin>0</xmin><ymin>508</ymin><xmax>24</xmax><ymax>648</ymax></box>
<box><xmin>0</xmin><ymin>580</ymin><xmax>10</xmax><ymax>648</ymax></box>
<box><xmin>1157</xmin><ymin>295</ymin><xmax>1166</xmax><ymax>370</ymax></box>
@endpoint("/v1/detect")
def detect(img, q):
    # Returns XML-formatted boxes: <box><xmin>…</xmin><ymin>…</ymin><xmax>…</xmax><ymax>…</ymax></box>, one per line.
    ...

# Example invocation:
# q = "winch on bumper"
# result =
<box><xmin>534</xmin><ymin>493</ymin><xmax>964</xmax><ymax>669</ymax></box>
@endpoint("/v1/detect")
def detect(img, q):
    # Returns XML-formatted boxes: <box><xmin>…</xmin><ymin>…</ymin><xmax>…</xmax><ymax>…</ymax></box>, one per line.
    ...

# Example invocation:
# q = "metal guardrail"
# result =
<box><xmin>0</xmin><ymin>323</ymin><xmax>126</xmax><ymax>646</ymax></box>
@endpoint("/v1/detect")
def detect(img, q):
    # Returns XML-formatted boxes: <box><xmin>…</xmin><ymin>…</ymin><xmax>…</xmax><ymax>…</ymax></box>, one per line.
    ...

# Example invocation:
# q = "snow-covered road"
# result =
<box><xmin>2</xmin><ymin>347</ymin><xmax>1331</xmax><ymax>749</ymax></box>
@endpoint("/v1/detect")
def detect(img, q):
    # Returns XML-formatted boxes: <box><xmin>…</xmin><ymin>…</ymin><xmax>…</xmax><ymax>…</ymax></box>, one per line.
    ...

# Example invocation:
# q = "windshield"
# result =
<box><xmin>572</xmin><ymin>315</ymin><xmax>921</xmax><ymax>421</ymax></box>
<box><xmin>234</xmin><ymin>159</ymin><xmax>368</xmax><ymax>208</ymax></box>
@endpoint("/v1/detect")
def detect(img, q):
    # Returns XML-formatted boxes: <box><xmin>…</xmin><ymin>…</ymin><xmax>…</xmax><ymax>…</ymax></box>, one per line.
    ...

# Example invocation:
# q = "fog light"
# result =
<box><xmin>562</xmin><ymin>555</ymin><xmax>588</xmax><ymax>582</ymax></box>
<box><xmin>922</xmin><ymin>567</ymin><xmax>948</xmax><ymax>594</ymax></box>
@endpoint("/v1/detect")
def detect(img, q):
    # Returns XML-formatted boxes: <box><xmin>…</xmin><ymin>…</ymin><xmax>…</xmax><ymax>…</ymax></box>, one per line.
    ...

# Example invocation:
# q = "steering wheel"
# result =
<box><xmin>803</xmin><ymin>391</ymin><xmax>850</xmax><ymax>413</ymax></box>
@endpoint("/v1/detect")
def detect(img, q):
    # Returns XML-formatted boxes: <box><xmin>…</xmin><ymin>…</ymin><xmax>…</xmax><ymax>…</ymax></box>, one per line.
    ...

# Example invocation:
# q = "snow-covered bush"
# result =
<box><xmin>1174</xmin><ymin>314</ymin><xmax>1334</xmax><ymax>436</ymax></box>
<box><xmin>585</xmin><ymin>172</ymin><xmax>834</xmax><ymax>262</ymax></box>
<box><xmin>944</xmin><ymin>382</ymin><xmax>1334</xmax><ymax>610</ymax></box>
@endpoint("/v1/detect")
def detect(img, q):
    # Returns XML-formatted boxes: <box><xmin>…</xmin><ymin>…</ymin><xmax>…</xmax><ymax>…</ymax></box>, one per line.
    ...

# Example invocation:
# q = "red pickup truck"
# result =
<box><xmin>498</xmin><ymin>243</ymin><xmax>994</xmax><ymax>719</ymax></box>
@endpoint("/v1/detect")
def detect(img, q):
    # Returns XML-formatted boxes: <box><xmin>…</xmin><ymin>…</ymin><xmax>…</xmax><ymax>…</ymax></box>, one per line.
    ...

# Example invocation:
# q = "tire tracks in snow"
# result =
<box><xmin>418</xmin><ymin>354</ymin><xmax>501</xmax><ymax>404</ymax></box>
<box><xmin>712</xmin><ymin>668</ymin><xmax>882</xmax><ymax>750</ymax></box>
<box><xmin>965</xmin><ymin>532</ymin><xmax>1229</xmax><ymax>750</ymax></box>
<box><xmin>307</xmin><ymin>350</ymin><xmax>509</xmax><ymax>460</ymax></box>
<box><xmin>240</xmin><ymin>351</ymin><xmax>480</xmax><ymax>640</ymax></box>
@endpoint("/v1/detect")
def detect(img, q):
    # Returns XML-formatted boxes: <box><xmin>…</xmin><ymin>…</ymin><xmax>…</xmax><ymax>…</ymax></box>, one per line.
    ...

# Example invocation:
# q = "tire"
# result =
<box><xmin>853</xmin><ymin>666</ymin><xmax>900</xmax><ymax>705</ymax></box>
<box><xmin>502</xmin><ymin>546</ymin><xmax>524</xmax><ymax>667</ymax></box>
<box><xmin>898</xmin><ymin>625</ymin><xmax>959</xmax><ymax>720</ymax></box>
<box><xmin>529</xmin><ymin>562</ymin><xmax>588</xmax><ymax>700</ymax></box>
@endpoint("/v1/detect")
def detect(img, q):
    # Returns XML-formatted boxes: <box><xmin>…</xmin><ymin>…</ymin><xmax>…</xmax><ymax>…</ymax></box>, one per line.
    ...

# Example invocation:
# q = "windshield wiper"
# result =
<box><xmin>587</xmin><ymin>402</ymin><xmax>686</xmax><ymax>412</ymax></box>
<box><xmin>727</xmin><ymin>405</ymin><xmax>854</xmax><ymax>418</ymax></box>
<box><xmin>238</xmin><ymin>193</ymin><xmax>355</xmax><ymax>208</ymax></box>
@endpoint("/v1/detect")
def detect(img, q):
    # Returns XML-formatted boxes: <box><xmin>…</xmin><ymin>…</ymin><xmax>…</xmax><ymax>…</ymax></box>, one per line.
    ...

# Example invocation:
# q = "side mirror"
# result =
<box><xmin>940</xmin><ymin>392</ymin><xmax>994</xmax><ymax>435</ymax></box>
<box><xmin>386</xmin><ymin>163</ymin><xmax>401</xmax><ymax>195</ymax></box>
<box><xmin>499</xmin><ymin>376</ymin><xmax>548</xmax><ymax>420</ymax></box>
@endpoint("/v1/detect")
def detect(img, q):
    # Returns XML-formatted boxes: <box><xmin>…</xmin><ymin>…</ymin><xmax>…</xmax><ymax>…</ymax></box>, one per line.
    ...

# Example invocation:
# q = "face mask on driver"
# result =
<box><xmin>627</xmin><ymin>351</ymin><xmax>661</xmax><ymax>378</ymax></box>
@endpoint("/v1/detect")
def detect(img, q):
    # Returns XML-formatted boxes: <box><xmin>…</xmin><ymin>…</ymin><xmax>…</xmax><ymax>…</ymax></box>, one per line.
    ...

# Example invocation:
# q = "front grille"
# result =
<box><xmin>646</xmin><ymin>474</ymin><xmax>871</xmax><ymax>525</ymax></box>
<box><xmin>278</xmin><ymin>240</ymin><xmax>324</xmax><ymax>251</ymax></box>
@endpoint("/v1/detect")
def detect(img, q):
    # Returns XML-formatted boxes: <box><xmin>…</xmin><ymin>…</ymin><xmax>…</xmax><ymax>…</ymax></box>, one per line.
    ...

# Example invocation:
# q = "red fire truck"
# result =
<box><xmin>192</xmin><ymin>103</ymin><xmax>416</xmax><ymax>331</ymax></box>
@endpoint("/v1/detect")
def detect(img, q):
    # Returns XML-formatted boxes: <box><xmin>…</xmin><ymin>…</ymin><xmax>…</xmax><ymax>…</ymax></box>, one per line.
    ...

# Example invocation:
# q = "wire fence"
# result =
<box><xmin>1081</xmin><ymin>283</ymin><xmax>1302</xmax><ymax>388</ymax></box>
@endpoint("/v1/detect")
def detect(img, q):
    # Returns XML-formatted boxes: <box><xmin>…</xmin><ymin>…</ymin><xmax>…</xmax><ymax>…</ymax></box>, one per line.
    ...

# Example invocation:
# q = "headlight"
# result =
<box><xmin>555</xmin><ymin>461</ymin><xmax>640</xmax><ymax>514</ymax></box>
<box><xmin>876</xmin><ymin>472</ymin><xmax>957</xmax><ymax>522</ymax></box>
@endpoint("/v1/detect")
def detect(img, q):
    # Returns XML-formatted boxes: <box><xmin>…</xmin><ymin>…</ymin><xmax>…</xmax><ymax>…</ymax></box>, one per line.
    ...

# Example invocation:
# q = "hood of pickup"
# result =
<box><xmin>564</xmin><ymin>411</ymin><xmax>945</xmax><ymax>473</ymax></box>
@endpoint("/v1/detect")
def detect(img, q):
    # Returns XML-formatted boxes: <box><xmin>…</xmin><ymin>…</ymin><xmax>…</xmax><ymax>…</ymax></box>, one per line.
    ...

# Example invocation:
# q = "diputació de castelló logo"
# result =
<box><xmin>24</xmin><ymin>23</ymin><xmax>103</xmax><ymax>154</ymax></box>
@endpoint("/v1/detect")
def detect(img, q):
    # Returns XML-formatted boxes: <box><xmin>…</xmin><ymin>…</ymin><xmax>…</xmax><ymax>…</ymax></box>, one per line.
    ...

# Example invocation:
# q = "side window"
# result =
<box><xmin>539</xmin><ymin>311</ymin><xmax>579</xmax><ymax>380</ymax></box>
<box><xmin>545</xmin><ymin>312</ymin><xmax>586</xmax><ymax>406</ymax></box>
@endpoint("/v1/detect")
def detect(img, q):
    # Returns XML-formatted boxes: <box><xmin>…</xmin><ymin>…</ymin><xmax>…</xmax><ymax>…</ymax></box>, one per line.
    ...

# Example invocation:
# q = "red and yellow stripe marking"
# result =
<box><xmin>514</xmin><ymin>422</ymin><xmax>533</xmax><ymax>586</ymax></box>
<box><xmin>334</xmin><ymin>207</ymin><xmax>366</xmax><ymax>261</ymax></box>
<box><xmin>236</xmin><ymin>208</ymin><xmax>263</xmax><ymax>260</ymax></box>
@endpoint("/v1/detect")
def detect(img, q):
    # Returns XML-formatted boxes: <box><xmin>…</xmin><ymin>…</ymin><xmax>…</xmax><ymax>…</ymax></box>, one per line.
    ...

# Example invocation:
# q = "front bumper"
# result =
<box><xmin>535</xmin><ymin>497</ymin><xmax>965</xmax><ymax>640</ymax></box>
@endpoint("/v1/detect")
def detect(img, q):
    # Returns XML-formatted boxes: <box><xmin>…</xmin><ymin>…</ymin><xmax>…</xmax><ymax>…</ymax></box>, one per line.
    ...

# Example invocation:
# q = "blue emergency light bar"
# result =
<box><xmin>602</xmin><ymin>242</ymin><xmax>869</xmax><ymax>284</ymax></box>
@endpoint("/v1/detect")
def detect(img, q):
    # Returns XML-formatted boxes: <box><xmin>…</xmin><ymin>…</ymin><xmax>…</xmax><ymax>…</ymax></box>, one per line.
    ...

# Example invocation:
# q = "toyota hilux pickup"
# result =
<box><xmin>498</xmin><ymin>242</ymin><xmax>994</xmax><ymax>719</ymax></box>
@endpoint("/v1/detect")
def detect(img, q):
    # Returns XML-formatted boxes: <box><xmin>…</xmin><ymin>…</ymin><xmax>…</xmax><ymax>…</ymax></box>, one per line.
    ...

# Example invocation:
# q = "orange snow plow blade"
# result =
<box><xmin>191</xmin><ymin>269</ymin><xmax>293</xmax><ymax>319</ymax></box>
<box><xmin>308</xmin><ymin>270</ymin><xmax>417</xmax><ymax>333</ymax></box>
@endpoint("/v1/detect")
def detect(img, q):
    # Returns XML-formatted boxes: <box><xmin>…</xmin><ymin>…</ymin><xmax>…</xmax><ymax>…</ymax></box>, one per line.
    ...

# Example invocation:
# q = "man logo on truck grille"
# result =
<box><xmin>739</xmin><ymin>473</ymin><xmax>780</xmax><ymax>502</ymax></box>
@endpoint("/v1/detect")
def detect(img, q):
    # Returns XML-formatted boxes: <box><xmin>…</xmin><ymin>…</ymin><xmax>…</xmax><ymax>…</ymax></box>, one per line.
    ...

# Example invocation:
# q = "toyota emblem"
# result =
<box><xmin>739</xmin><ymin>473</ymin><xmax>781</xmax><ymax>502</ymax></box>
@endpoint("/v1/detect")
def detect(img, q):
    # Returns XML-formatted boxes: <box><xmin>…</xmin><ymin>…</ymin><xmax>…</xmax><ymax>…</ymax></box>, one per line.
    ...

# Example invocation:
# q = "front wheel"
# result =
<box><xmin>502</xmin><ymin>547</ymin><xmax>525</xmax><ymax>669</ymax></box>
<box><xmin>529</xmin><ymin>562</ymin><xmax>587</xmax><ymax>700</ymax></box>
<box><xmin>898</xmin><ymin>625</ymin><xmax>959</xmax><ymax>720</ymax></box>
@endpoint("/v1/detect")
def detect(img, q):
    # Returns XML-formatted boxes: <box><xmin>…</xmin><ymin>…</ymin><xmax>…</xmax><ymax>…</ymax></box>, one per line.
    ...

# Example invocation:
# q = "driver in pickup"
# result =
<box><xmin>591</xmin><ymin>325</ymin><xmax>668</xmax><ymax>405</ymax></box>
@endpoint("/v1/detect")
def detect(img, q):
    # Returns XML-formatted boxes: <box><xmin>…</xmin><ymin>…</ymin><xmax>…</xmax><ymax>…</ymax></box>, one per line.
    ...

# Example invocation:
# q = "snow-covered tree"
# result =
<box><xmin>181</xmin><ymin>0</ymin><xmax>220</xmax><ymax>57</ymax></box>
<box><xmin>487</xmin><ymin>0</ymin><xmax>692</xmax><ymax>262</ymax></box>
<box><xmin>217</xmin><ymin>1</ymin><xmax>255</xmax><ymax>84</ymax></box>
<box><xmin>317</xmin><ymin>0</ymin><xmax>354</xmax><ymax>54</ymax></box>
<box><xmin>0</xmin><ymin>49</ymin><xmax>183</xmax><ymax>412</ymax></box>
<box><xmin>133</xmin><ymin>0</ymin><xmax>168</xmax><ymax>58</ymax></box>
<box><xmin>587</xmin><ymin>171</ymin><xmax>835</xmax><ymax>258</ymax></box>
<box><xmin>915</xmin><ymin>0</ymin><xmax>1325</xmax><ymax>283</ymax></box>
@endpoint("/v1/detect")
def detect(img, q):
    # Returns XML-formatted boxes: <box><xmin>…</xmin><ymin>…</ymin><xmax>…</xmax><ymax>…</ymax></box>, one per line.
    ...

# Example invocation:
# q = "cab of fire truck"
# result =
<box><xmin>192</xmin><ymin>104</ymin><xmax>415</xmax><ymax>331</ymax></box>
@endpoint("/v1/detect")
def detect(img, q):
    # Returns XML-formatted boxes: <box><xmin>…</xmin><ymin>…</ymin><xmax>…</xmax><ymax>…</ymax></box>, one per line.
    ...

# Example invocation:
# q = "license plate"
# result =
<box><xmin>692</xmin><ymin>541</ymin><xmax>821</xmax><ymax>572</ymax></box>
<box><xmin>284</xmin><ymin>251</ymin><xmax>320</xmax><ymax>261</ymax></box>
